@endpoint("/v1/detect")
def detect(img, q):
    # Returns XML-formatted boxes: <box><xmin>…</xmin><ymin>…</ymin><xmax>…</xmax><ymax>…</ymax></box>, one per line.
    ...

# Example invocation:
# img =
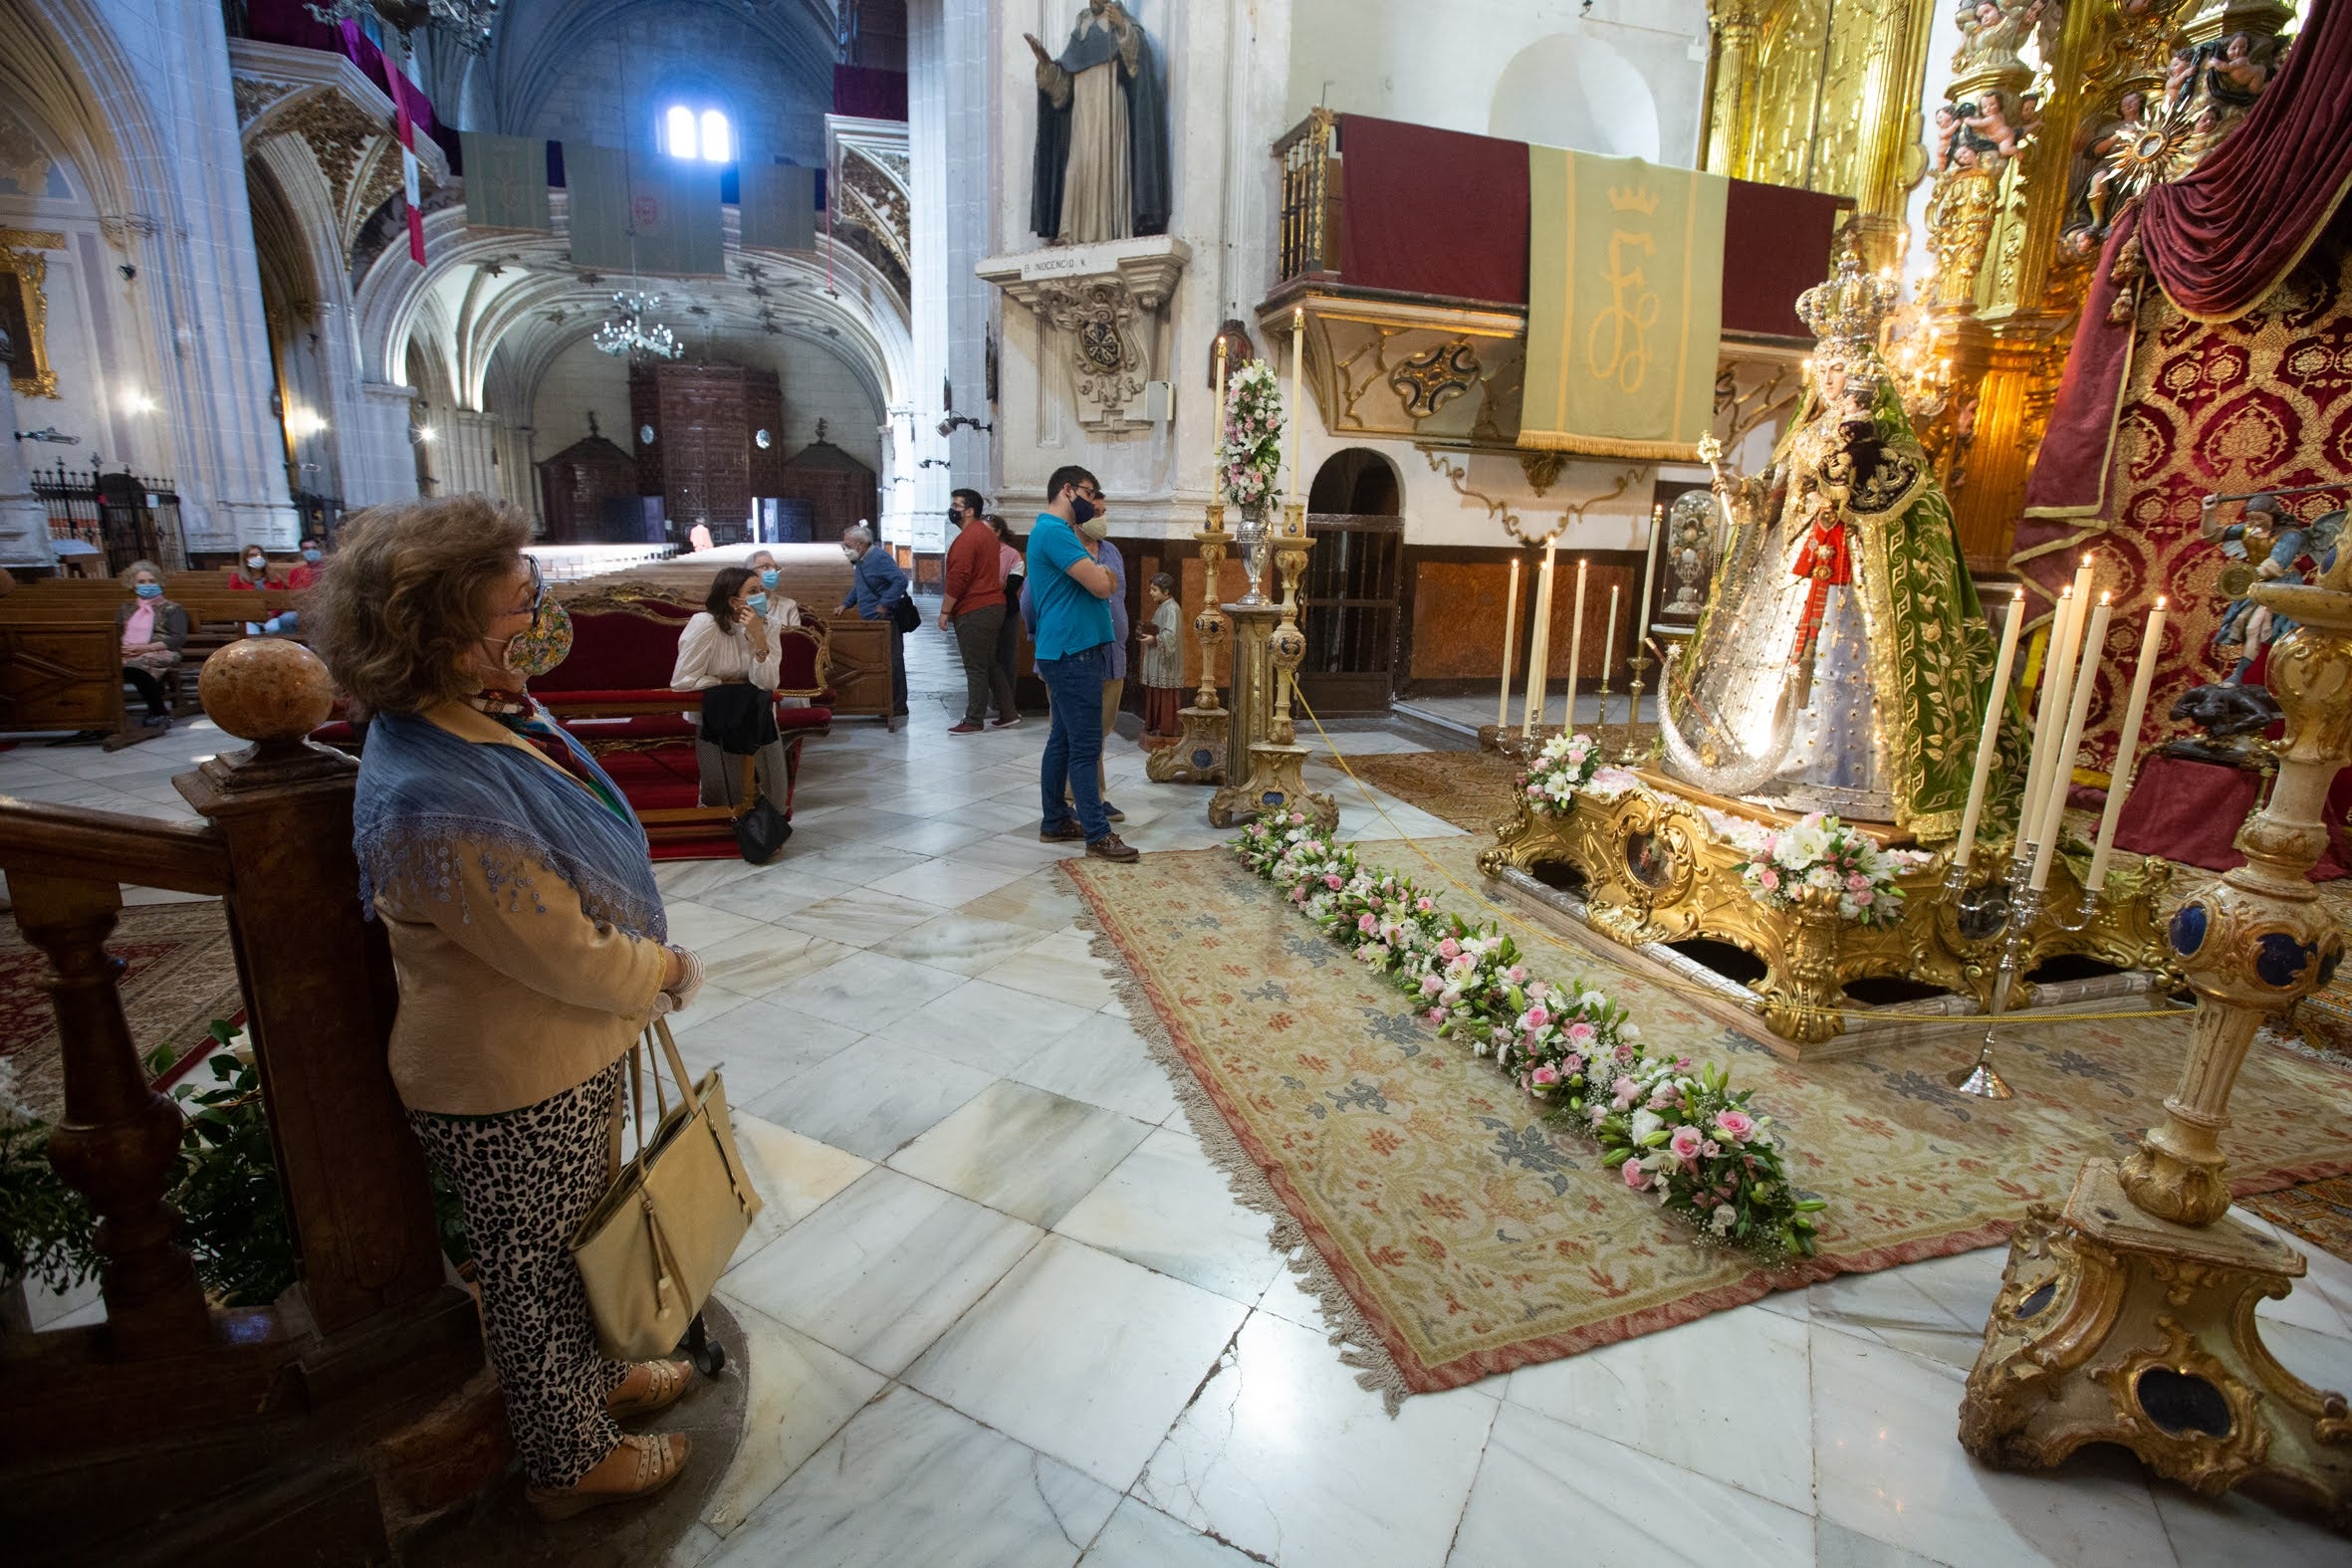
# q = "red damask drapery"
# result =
<box><xmin>2010</xmin><ymin>0</ymin><xmax>2352</xmax><ymax>773</ymax></box>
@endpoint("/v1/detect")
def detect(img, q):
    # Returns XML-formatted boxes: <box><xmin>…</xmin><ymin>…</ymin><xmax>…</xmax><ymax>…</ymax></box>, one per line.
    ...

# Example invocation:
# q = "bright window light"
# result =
<box><xmin>661</xmin><ymin>105</ymin><xmax>733</xmax><ymax>163</ymax></box>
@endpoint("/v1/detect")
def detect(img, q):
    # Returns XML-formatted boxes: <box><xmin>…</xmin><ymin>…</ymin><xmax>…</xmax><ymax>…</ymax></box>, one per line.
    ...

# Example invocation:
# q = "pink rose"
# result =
<box><xmin>1523</xmin><ymin>1005</ymin><xmax>1549</xmax><ymax>1029</ymax></box>
<box><xmin>1561</xmin><ymin>1053</ymin><xmax>1585</xmax><ymax>1075</ymax></box>
<box><xmin>1426</xmin><ymin>1007</ymin><xmax>1448</xmax><ymax>1024</ymax></box>
<box><xmin>1508</xmin><ymin>965</ymin><xmax>1528</xmax><ymax>984</ymax></box>
<box><xmin>1714</xmin><ymin>1110</ymin><xmax>1756</xmax><ymax>1142</ymax></box>
<box><xmin>1415</xmin><ymin>898</ymin><xmax>1434</xmax><ymax>914</ymax></box>
<box><xmin>1438</xmin><ymin>938</ymin><xmax>1462</xmax><ymax>960</ymax></box>
<box><xmin>1358</xmin><ymin>912</ymin><xmax>1377</xmax><ymax>933</ymax></box>
<box><xmin>1759</xmin><ymin>868</ymin><xmax>1780</xmax><ymax>891</ymax></box>
<box><xmin>1420</xmin><ymin>975</ymin><xmax>1444</xmax><ymax>998</ymax></box>
<box><xmin>1669</xmin><ymin>1125</ymin><xmax>1704</xmax><ymax>1162</ymax></box>
<box><xmin>1324</xmin><ymin>873</ymin><xmax>1344</xmax><ymax>890</ymax></box>
<box><xmin>1612</xmin><ymin>1075</ymin><xmax>1640</xmax><ymax>1108</ymax></box>
<box><xmin>1529</xmin><ymin>1064</ymin><xmax>1560</xmax><ymax>1087</ymax></box>
<box><xmin>1566</xmin><ymin>1020</ymin><xmax>1596</xmax><ymax>1045</ymax></box>
<box><xmin>1852</xmin><ymin>889</ymin><xmax>1874</xmax><ymax>907</ymax></box>
<box><xmin>1622</xmin><ymin>1157</ymin><xmax>1648</xmax><ymax>1189</ymax></box>
<box><xmin>1846</xmin><ymin>872</ymin><xmax>1870</xmax><ymax>892</ymax></box>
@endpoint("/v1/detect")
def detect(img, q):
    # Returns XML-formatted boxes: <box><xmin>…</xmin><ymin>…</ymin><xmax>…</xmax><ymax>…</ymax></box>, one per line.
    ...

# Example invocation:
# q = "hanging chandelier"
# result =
<box><xmin>593</xmin><ymin>290</ymin><xmax>682</xmax><ymax>360</ymax></box>
<box><xmin>306</xmin><ymin>2</ymin><xmax>500</xmax><ymax>54</ymax></box>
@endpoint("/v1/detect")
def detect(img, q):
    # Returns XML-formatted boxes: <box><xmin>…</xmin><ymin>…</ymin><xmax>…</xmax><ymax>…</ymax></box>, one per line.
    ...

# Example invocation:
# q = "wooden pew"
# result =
<box><xmin>0</xmin><ymin>599</ymin><xmax>127</xmax><ymax>737</ymax></box>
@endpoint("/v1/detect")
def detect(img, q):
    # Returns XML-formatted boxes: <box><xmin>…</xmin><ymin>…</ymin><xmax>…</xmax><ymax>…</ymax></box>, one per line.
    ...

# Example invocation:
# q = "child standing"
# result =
<box><xmin>1138</xmin><ymin>570</ymin><xmax>1184</xmax><ymax>740</ymax></box>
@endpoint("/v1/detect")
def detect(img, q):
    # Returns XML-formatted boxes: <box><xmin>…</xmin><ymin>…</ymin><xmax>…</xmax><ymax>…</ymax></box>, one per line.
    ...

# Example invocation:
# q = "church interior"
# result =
<box><xmin>8</xmin><ymin>0</ymin><xmax>2352</xmax><ymax>1563</ymax></box>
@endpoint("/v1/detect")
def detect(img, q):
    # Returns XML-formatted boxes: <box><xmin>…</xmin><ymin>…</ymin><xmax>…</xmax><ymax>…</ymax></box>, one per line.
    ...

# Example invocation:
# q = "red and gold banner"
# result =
<box><xmin>2012</xmin><ymin>235</ymin><xmax>2352</xmax><ymax>772</ymax></box>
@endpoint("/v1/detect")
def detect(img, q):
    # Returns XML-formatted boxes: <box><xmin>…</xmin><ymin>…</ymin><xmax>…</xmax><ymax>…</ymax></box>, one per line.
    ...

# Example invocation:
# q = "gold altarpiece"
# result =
<box><xmin>1705</xmin><ymin>0</ymin><xmax>2302</xmax><ymax>566</ymax></box>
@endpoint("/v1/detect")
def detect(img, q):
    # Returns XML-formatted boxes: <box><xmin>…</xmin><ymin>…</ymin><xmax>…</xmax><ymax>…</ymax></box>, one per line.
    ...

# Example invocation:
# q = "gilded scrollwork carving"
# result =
<box><xmin>1386</xmin><ymin>339</ymin><xmax>1480</xmax><ymax>419</ymax></box>
<box><xmin>0</xmin><ymin>229</ymin><xmax>64</xmax><ymax>399</ymax></box>
<box><xmin>1476</xmin><ymin>773</ymin><xmax>2172</xmax><ymax>1049</ymax></box>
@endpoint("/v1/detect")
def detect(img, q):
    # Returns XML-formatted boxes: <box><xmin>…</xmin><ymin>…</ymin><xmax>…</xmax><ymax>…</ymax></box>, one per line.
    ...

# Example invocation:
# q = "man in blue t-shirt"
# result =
<box><xmin>1027</xmin><ymin>464</ymin><xmax>1137</xmax><ymax>862</ymax></box>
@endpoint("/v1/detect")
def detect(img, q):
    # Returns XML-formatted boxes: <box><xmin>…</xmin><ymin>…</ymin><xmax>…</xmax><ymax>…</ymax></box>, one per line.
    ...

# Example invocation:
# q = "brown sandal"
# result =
<box><xmin>606</xmin><ymin>1357</ymin><xmax>694</xmax><ymax>1421</ymax></box>
<box><xmin>526</xmin><ymin>1432</ymin><xmax>692</xmax><ymax>1521</ymax></box>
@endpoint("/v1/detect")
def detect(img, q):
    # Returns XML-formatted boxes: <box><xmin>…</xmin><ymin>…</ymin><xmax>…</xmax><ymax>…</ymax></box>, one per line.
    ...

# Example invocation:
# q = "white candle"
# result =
<box><xmin>1212</xmin><ymin>337</ymin><xmax>1229</xmax><ymax>505</ymax></box>
<box><xmin>1289</xmin><ymin>307</ymin><xmax>1305</xmax><ymax>506</ymax></box>
<box><xmin>1523</xmin><ymin>542</ymin><xmax>1557</xmax><ymax>737</ymax></box>
<box><xmin>2031</xmin><ymin>591</ymin><xmax>2111</xmax><ymax>891</ymax></box>
<box><xmin>2020</xmin><ymin>581</ymin><xmax>2084</xmax><ymax>848</ymax></box>
<box><xmin>1601</xmin><ymin>583</ymin><xmax>1620</xmax><ymax>692</ymax></box>
<box><xmin>1954</xmin><ymin>585</ymin><xmax>2026</xmax><ymax>872</ymax></box>
<box><xmin>1635</xmin><ymin>503</ymin><xmax>1663</xmax><ymax>651</ymax></box>
<box><xmin>1498</xmin><ymin>556</ymin><xmax>1523</xmax><ymax>732</ymax></box>
<box><xmin>1563</xmin><ymin>558</ymin><xmax>1590</xmax><ymax>731</ymax></box>
<box><xmin>2086</xmin><ymin>595</ymin><xmax>2167</xmax><ymax>895</ymax></box>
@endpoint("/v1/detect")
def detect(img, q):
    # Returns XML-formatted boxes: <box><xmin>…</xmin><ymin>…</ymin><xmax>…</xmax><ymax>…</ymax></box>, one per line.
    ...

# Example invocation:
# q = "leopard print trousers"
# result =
<box><xmin>409</xmin><ymin>1058</ymin><xmax>630</xmax><ymax>1489</ymax></box>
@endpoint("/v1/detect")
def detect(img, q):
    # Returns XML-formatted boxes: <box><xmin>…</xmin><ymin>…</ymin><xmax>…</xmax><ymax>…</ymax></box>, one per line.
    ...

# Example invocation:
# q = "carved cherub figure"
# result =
<box><xmin>1962</xmin><ymin>89</ymin><xmax>2026</xmax><ymax>161</ymax></box>
<box><xmin>1930</xmin><ymin>105</ymin><xmax>1961</xmax><ymax>173</ymax></box>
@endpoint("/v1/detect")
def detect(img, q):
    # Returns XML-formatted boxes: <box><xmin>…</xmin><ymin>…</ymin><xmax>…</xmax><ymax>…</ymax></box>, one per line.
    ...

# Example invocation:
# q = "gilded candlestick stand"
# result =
<box><xmin>1149</xmin><ymin>503</ymin><xmax>1233</xmax><ymax>784</ymax></box>
<box><xmin>1958</xmin><ymin>563</ymin><xmax>2352</xmax><ymax>1525</ymax></box>
<box><xmin>1617</xmin><ymin>648</ymin><xmax>1655</xmax><ymax>764</ymax></box>
<box><xmin>1208</xmin><ymin>502</ymin><xmax>1335</xmax><ymax>832</ymax></box>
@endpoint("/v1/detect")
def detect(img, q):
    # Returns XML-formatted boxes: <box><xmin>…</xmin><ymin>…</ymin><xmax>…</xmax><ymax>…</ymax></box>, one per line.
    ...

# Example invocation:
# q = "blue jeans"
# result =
<box><xmin>1038</xmin><ymin>644</ymin><xmax>1110</xmax><ymax>841</ymax></box>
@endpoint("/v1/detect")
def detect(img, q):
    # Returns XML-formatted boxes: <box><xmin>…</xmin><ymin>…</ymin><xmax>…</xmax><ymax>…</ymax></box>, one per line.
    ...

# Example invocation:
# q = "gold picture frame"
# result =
<box><xmin>0</xmin><ymin>229</ymin><xmax>63</xmax><ymax>400</ymax></box>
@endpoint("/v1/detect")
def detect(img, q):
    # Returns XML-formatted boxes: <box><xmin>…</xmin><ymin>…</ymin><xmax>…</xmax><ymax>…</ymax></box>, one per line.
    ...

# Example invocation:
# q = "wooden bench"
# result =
<box><xmin>0</xmin><ymin>599</ymin><xmax>129</xmax><ymax>739</ymax></box>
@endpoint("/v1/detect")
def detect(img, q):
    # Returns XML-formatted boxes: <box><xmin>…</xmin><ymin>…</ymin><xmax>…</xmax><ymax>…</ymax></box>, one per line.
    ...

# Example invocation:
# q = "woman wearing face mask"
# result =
<box><xmin>108</xmin><ymin>559</ymin><xmax>189</xmax><ymax>752</ymax></box>
<box><xmin>744</xmin><ymin>551</ymin><xmax>804</xmax><ymax>629</ymax></box>
<box><xmin>670</xmin><ymin>565</ymin><xmax>794</xmax><ymax>823</ymax></box>
<box><xmin>229</xmin><ymin>542</ymin><xmax>303</xmax><ymax>637</ymax></box>
<box><xmin>307</xmin><ymin>497</ymin><xmax>706</xmax><ymax>1521</ymax></box>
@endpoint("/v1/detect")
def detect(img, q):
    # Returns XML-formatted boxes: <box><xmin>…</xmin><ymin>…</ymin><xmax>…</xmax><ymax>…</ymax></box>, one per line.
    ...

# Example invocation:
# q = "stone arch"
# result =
<box><xmin>1308</xmin><ymin>447</ymin><xmax>1403</xmax><ymax>516</ymax></box>
<box><xmin>1487</xmin><ymin>33</ymin><xmax>1662</xmax><ymax>162</ymax></box>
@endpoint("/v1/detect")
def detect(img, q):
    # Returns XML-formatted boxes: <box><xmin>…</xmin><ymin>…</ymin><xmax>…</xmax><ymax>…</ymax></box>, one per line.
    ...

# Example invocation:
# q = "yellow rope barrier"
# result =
<box><xmin>1287</xmin><ymin>693</ymin><xmax>2194</xmax><ymax>1034</ymax></box>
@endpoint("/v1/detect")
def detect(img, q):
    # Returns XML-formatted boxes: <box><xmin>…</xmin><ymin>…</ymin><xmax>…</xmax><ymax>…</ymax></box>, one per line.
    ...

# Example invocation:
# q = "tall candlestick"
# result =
<box><xmin>1600</xmin><ymin>583</ymin><xmax>1621</xmax><ymax>695</ymax></box>
<box><xmin>1523</xmin><ymin>542</ymin><xmax>1558</xmax><ymax>737</ymax></box>
<box><xmin>1635</xmin><ymin>503</ymin><xmax>1662</xmax><ymax>652</ymax></box>
<box><xmin>1563</xmin><ymin>558</ymin><xmax>1590</xmax><ymax>731</ymax></box>
<box><xmin>1954</xmin><ymin>585</ymin><xmax>2027</xmax><ymax>872</ymax></box>
<box><xmin>1212</xmin><ymin>337</ymin><xmax>1229</xmax><ymax>505</ymax></box>
<box><xmin>2021</xmin><ymin>579</ymin><xmax>2086</xmax><ymax>847</ymax></box>
<box><xmin>2031</xmin><ymin>591</ymin><xmax>2112</xmax><ymax>891</ymax></box>
<box><xmin>2086</xmin><ymin>596</ymin><xmax>2168</xmax><ymax>894</ymax></box>
<box><xmin>1289</xmin><ymin>307</ymin><xmax>1305</xmax><ymax>506</ymax></box>
<box><xmin>1498</xmin><ymin>556</ymin><xmax>1523</xmax><ymax>732</ymax></box>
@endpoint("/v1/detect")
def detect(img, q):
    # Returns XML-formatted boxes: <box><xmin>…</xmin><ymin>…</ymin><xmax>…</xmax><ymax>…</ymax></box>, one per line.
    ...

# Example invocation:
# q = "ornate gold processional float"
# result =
<box><xmin>1481</xmin><ymin>254</ymin><xmax>2173</xmax><ymax>1056</ymax></box>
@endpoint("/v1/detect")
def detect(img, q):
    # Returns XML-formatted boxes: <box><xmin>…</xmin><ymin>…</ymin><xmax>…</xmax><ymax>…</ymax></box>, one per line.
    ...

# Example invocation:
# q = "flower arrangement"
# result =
<box><xmin>1236</xmin><ymin>814</ymin><xmax>1823</xmax><ymax>1256</ymax></box>
<box><xmin>1218</xmin><ymin>359</ymin><xmax>1286</xmax><ymax>517</ymax></box>
<box><xmin>1722</xmin><ymin>809</ymin><xmax>1922</xmax><ymax>928</ymax></box>
<box><xmin>1518</xmin><ymin>731</ymin><xmax>1640</xmax><ymax>816</ymax></box>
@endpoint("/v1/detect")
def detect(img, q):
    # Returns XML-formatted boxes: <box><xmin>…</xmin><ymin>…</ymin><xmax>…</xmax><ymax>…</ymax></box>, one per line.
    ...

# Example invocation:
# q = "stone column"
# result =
<box><xmin>0</xmin><ymin>364</ymin><xmax>56</xmax><ymax>568</ymax></box>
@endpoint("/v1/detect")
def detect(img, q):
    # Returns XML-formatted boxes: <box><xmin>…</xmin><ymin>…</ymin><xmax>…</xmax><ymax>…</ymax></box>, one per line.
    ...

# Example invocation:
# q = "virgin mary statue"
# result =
<box><xmin>1027</xmin><ymin>0</ymin><xmax>1172</xmax><ymax>243</ymax></box>
<box><xmin>1660</xmin><ymin>255</ymin><xmax>1998</xmax><ymax>840</ymax></box>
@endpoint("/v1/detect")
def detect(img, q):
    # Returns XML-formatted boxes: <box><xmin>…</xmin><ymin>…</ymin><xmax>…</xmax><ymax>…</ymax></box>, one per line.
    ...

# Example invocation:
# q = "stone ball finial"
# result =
<box><xmin>197</xmin><ymin>637</ymin><xmax>336</xmax><ymax>744</ymax></box>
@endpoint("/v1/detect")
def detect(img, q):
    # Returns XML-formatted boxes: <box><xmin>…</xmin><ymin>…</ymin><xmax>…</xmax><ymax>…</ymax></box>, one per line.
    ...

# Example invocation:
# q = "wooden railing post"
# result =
<box><xmin>12</xmin><ymin>873</ymin><xmax>210</xmax><ymax>1357</ymax></box>
<box><xmin>177</xmin><ymin>640</ymin><xmax>448</xmax><ymax>1336</ymax></box>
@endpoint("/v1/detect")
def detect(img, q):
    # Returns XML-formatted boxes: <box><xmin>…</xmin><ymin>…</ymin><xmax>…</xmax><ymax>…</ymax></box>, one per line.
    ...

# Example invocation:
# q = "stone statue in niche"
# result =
<box><xmin>1026</xmin><ymin>0</ymin><xmax>1172</xmax><ymax>244</ymax></box>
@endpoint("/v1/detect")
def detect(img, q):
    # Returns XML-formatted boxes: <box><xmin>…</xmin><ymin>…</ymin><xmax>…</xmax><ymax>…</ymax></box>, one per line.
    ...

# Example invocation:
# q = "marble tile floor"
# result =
<box><xmin>8</xmin><ymin>611</ymin><xmax>2352</xmax><ymax>1565</ymax></box>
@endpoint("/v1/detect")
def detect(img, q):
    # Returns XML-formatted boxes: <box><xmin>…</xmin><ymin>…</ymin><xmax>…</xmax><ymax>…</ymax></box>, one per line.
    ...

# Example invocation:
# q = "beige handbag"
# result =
<box><xmin>571</xmin><ymin>1018</ymin><xmax>764</xmax><ymax>1361</ymax></box>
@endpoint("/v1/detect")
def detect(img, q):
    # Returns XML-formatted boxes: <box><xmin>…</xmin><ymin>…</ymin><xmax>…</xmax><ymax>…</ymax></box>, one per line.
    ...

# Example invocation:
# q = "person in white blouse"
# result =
<box><xmin>669</xmin><ymin>566</ymin><xmax>793</xmax><ymax>810</ymax></box>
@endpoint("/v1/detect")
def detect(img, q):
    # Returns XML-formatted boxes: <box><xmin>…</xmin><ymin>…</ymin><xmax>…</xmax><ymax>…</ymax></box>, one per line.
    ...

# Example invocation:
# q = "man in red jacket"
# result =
<box><xmin>940</xmin><ymin>488</ymin><xmax>1018</xmax><ymax>734</ymax></box>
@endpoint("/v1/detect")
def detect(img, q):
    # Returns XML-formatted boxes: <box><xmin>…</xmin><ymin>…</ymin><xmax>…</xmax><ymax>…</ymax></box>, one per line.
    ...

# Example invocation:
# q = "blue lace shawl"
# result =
<box><xmin>353</xmin><ymin>708</ymin><xmax>666</xmax><ymax>943</ymax></box>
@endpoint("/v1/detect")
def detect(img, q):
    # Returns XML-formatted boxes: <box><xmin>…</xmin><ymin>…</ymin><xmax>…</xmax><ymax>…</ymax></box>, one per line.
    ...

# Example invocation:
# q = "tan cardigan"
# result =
<box><xmin>378</xmin><ymin>701</ymin><xmax>669</xmax><ymax>1116</ymax></box>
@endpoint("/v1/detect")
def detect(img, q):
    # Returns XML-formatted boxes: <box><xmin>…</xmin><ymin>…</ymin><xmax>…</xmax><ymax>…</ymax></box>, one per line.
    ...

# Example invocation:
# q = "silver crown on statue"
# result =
<box><xmin>1796</xmin><ymin>253</ymin><xmax>1901</xmax><ymax>381</ymax></box>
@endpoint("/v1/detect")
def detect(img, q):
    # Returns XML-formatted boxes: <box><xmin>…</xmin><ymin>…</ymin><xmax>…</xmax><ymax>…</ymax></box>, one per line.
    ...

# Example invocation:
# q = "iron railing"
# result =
<box><xmin>1275</xmin><ymin>110</ymin><xmax>1340</xmax><ymax>283</ymax></box>
<box><xmin>28</xmin><ymin>460</ymin><xmax>187</xmax><ymax>576</ymax></box>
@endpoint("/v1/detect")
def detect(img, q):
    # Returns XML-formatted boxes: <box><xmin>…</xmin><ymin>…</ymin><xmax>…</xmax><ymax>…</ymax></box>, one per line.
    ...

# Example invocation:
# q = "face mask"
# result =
<box><xmin>134</xmin><ymin>581</ymin><xmax>162</xmax><ymax>599</ymax></box>
<box><xmin>302</xmin><ymin>548</ymin><xmax>322</xmax><ymax>563</ymax></box>
<box><xmin>1070</xmin><ymin>495</ymin><xmax>1098</xmax><ymax>527</ymax></box>
<box><xmin>245</xmin><ymin>557</ymin><xmax>267</xmax><ymax>571</ymax></box>
<box><xmin>746</xmin><ymin>592</ymin><xmax>769</xmax><ymax>615</ymax></box>
<box><xmin>844</xmin><ymin>546</ymin><xmax>862</xmax><ymax>562</ymax></box>
<box><xmin>497</xmin><ymin>595</ymin><xmax>573</xmax><ymax>680</ymax></box>
<box><xmin>759</xmin><ymin>568</ymin><xmax>780</xmax><ymax>588</ymax></box>
<box><xmin>1078</xmin><ymin>516</ymin><xmax>1109</xmax><ymax>542</ymax></box>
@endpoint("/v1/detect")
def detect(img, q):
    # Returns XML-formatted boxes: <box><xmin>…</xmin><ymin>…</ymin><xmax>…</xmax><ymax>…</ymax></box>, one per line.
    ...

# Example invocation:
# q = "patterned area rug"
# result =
<box><xmin>2241</xmin><ymin>1176</ymin><xmax>2352</xmax><ymax>1268</ymax></box>
<box><xmin>0</xmin><ymin>900</ymin><xmax>242</xmax><ymax>1122</ymax></box>
<box><xmin>1344</xmin><ymin>749</ymin><xmax>1525</xmax><ymax>832</ymax></box>
<box><xmin>1067</xmin><ymin>839</ymin><xmax>2352</xmax><ymax>1398</ymax></box>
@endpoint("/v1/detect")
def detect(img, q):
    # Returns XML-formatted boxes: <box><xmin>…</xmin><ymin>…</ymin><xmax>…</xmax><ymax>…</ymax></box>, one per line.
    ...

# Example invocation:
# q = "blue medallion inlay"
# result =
<box><xmin>2170</xmin><ymin>902</ymin><xmax>2209</xmax><ymax>958</ymax></box>
<box><xmin>1193</xmin><ymin>749</ymin><xmax>1215</xmax><ymax>768</ymax></box>
<box><xmin>2254</xmin><ymin>931</ymin><xmax>2312</xmax><ymax>990</ymax></box>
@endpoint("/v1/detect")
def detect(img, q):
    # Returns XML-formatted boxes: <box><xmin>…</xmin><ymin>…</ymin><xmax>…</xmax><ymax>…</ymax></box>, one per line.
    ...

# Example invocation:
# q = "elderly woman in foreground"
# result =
<box><xmin>308</xmin><ymin>496</ymin><xmax>707</xmax><ymax>1521</ymax></box>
